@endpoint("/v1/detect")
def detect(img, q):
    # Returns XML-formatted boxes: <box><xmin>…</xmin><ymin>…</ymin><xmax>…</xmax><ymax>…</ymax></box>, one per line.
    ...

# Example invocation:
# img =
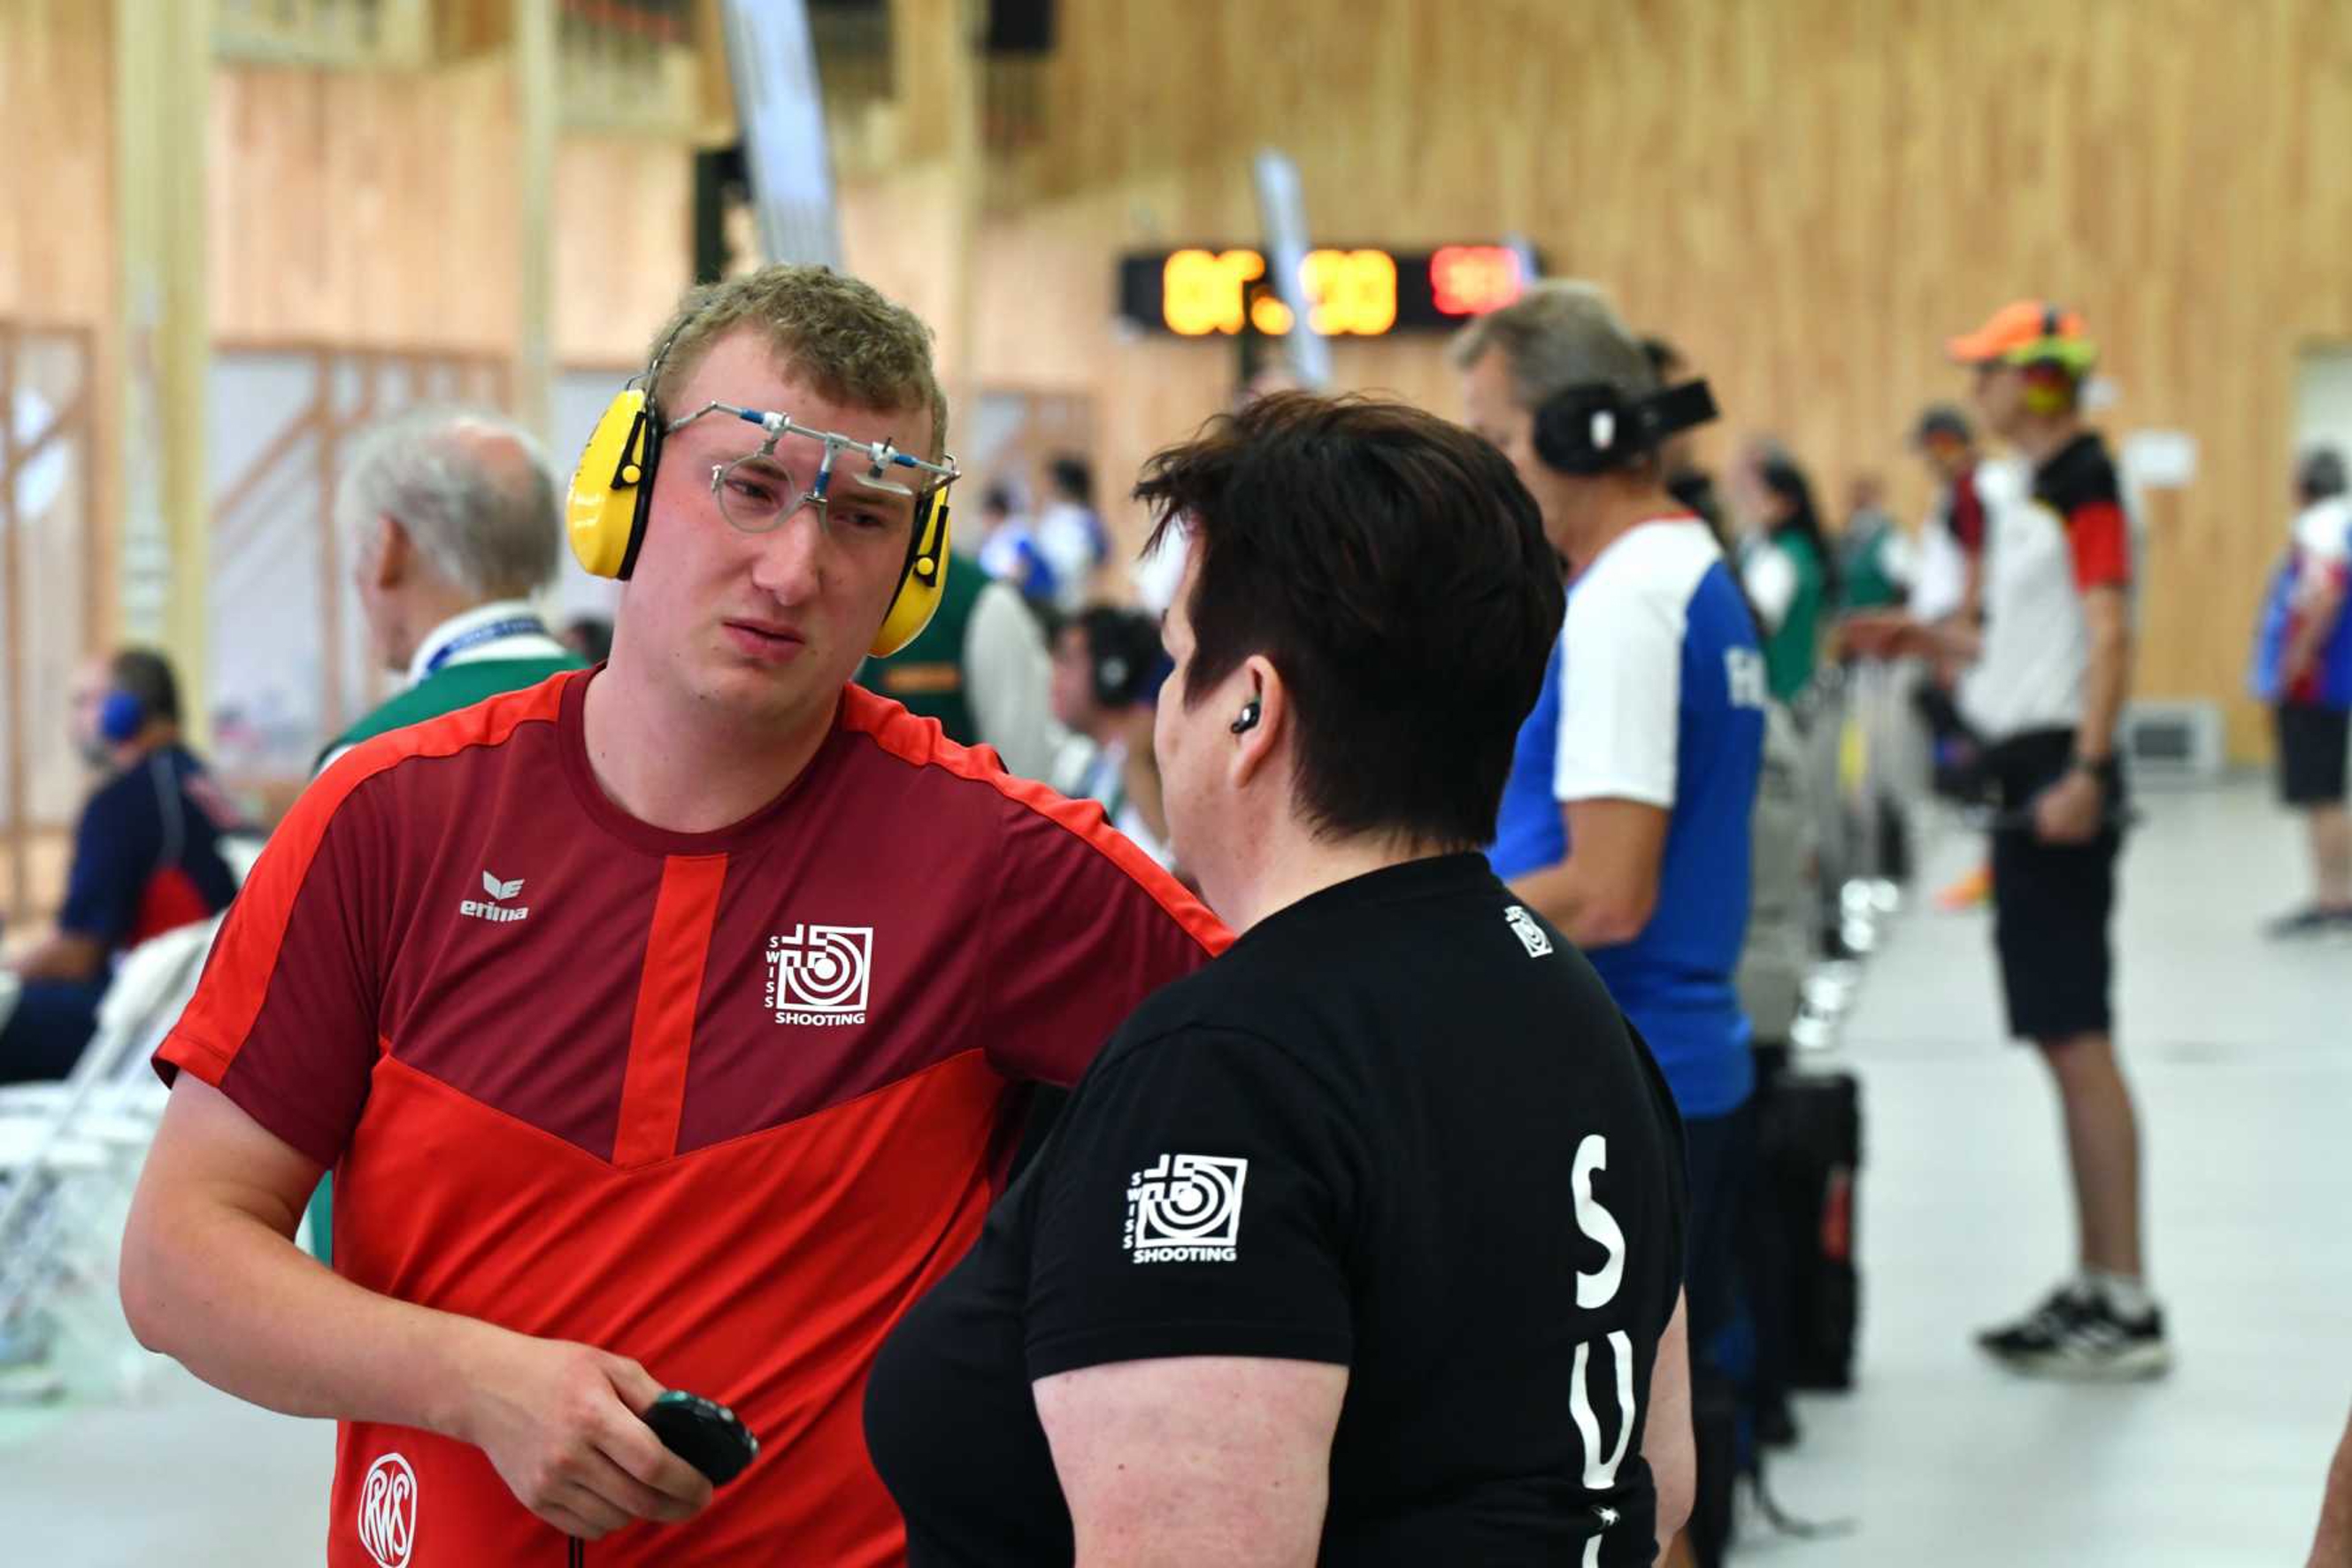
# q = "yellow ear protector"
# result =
<box><xmin>566</xmin><ymin>331</ymin><xmax>958</xmax><ymax>658</ymax></box>
<box><xmin>2009</xmin><ymin>304</ymin><xmax>2096</xmax><ymax>416</ymax></box>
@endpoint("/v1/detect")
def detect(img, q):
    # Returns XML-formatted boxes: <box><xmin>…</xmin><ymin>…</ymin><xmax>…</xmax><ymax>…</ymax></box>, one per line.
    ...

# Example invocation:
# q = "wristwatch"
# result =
<box><xmin>2071</xmin><ymin>755</ymin><xmax>2121</xmax><ymax>794</ymax></box>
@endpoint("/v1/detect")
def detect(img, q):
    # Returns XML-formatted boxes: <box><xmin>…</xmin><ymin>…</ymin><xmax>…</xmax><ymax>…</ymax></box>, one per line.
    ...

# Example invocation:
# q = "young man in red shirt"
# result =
<box><xmin>121</xmin><ymin>265</ymin><xmax>1223</xmax><ymax>1564</ymax></box>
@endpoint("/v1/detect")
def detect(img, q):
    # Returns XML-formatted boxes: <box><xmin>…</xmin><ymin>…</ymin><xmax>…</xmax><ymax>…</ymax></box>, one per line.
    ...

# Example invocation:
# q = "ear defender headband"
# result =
<box><xmin>1533</xmin><ymin>380</ymin><xmax>1719</xmax><ymax>476</ymax></box>
<box><xmin>565</xmin><ymin>320</ymin><xmax>960</xmax><ymax>658</ymax></box>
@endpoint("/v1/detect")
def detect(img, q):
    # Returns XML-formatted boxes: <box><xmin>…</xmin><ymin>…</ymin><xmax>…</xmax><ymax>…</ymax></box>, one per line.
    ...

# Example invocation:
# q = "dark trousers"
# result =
<box><xmin>1682</xmin><ymin>1098</ymin><xmax>1756</xmax><ymax>1568</ymax></box>
<box><xmin>0</xmin><ymin>978</ymin><xmax>105</xmax><ymax>1085</ymax></box>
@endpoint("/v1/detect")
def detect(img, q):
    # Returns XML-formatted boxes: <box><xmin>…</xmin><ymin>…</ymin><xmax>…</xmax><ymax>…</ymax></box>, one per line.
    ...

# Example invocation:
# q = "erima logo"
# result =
<box><xmin>1504</xmin><ymin>903</ymin><xmax>1554</xmax><ymax>957</ymax></box>
<box><xmin>1124</xmin><ymin>1153</ymin><xmax>1249</xmax><ymax>1264</ymax></box>
<box><xmin>459</xmin><ymin>870</ymin><xmax>529</xmax><ymax>924</ymax></box>
<box><xmin>357</xmin><ymin>1453</ymin><xmax>416</xmax><ymax>1567</ymax></box>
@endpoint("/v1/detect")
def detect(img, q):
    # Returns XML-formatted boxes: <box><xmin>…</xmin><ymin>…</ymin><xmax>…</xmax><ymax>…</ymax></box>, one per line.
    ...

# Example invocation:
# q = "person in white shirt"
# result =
<box><xmin>1034</xmin><ymin>456</ymin><xmax>1110</xmax><ymax>613</ymax></box>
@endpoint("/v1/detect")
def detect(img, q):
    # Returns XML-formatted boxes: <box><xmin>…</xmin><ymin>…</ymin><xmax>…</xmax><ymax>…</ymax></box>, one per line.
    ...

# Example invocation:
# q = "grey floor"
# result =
<box><xmin>3</xmin><ymin>777</ymin><xmax>2345</xmax><ymax>1566</ymax></box>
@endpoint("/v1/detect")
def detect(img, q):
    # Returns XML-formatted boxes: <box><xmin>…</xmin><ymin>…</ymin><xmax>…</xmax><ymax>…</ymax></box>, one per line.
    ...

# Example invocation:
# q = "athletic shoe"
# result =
<box><xmin>1977</xmin><ymin>1286</ymin><xmax>2171</xmax><ymax>1380</ymax></box>
<box><xmin>2263</xmin><ymin>904</ymin><xmax>2352</xmax><ymax>941</ymax></box>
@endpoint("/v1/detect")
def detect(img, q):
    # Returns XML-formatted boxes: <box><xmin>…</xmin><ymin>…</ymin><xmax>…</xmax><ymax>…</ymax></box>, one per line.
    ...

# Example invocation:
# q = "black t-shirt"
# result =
<box><xmin>865</xmin><ymin>853</ymin><xmax>1688</xmax><ymax>1565</ymax></box>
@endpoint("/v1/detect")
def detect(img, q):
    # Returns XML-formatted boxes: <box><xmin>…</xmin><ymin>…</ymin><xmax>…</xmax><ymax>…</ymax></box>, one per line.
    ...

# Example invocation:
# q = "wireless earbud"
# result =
<box><xmin>1230</xmin><ymin>700</ymin><xmax>1262</xmax><ymax>735</ymax></box>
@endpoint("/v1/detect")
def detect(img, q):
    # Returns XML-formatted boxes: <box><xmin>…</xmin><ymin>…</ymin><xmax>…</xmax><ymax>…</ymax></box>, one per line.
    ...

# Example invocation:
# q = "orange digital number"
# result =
<box><xmin>1303</xmin><ymin>249</ymin><xmax>1398</xmax><ymax>336</ymax></box>
<box><xmin>1164</xmin><ymin>247</ymin><xmax>1402</xmax><ymax>336</ymax></box>
<box><xmin>1163</xmin><ymin>248</ymin><xmax>1266</xmax><ymax>336</ymax></box>
<box><xmin>1429</xmin><ymin>245</ymin><xmax>1524</xmax><ymax>317</ymax></box>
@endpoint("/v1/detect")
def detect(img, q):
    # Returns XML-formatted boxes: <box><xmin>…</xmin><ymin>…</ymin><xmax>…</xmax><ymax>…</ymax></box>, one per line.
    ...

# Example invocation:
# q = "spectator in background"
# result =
<box><xmin>869</xmin><ymin>540</ymin><xmax>1065</xmax><ymax>781</ymax></box>
<box><xmin>561</xmin><ymin>615</ymin><xmax>613</xmax><ymax>665</ymax></box>
<box><xmin>2</xmin><ymin>645</ymin><xmax>246</xmax><ymax>1403</ymax></box>
<box><xmin>1732</xmin><ymin>440</ymin><xmax>1837</xmax><ymax>704</ymax></box>
<box><xmin>306</xmin><ymin>407</ymin><xmax>583</xmax><ymax>1263</ymax></box>
<box><xmin>1838</xmin><ymin>473</ymin><xmax>1911</xmax><ymax>614</ymax></box>
<box><xmin>321</xmin><ymin>406</ymin><xmax>580</xmax><ymax>773</ymax></box>
<box><xmin>1910</xmin><ymin>404</ymin><xmax>1988</xmax><ymax>633</ymax></box>
<box><xmin>1908</xmin><ymin>404</ymin><xmax>1997</xmax><ymax>911</ymax></box>
<box><xmin>1849</xmin><ymin>300</ymin><xmax>2165</xmax><ymax>1379</ymax></box>
<box><xmin>1035</xmin><ymin>455</ymin><xmax>1111</xmax><ymax>613</ymax></box>
<box><xmin>2249</xmin><ymin>446</ymin><xmax>2352</xmax><ymax>936</ymax></box>
<box><xmin>977</xmin><ymin>480</ymin><xmax>1059</xmax><ymax>610</ymax></box>
<box><xmin>1457</xmin><ymin>281</ymin><xmax>1764</xmax><ymax>1567</ymax></box>
<box><xmin>1049</xmin><ymin>605</ymin><xmax>1176</xmax><ymax>870</ymax></box>
<box><xmin>2</xmin><ymin>649</ymin><xmax>243</xmax><ymax>1088</ymax></box>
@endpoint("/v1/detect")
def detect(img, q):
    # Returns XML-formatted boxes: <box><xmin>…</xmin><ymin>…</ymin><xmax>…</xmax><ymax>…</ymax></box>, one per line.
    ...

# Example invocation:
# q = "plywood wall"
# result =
<box><xmin>0</xmin><ymin>1</ymin><xmax>115</xmax><ymax>327</ymax></box>
<box><xmin>209</xmin><ymin>63</ymin><xmax>691</xmax><ymax>367</ymax></box>
<box><xmin>916</xmin><ymin>0</ymin><xmax>2352</xmax><ymax>759</ymax></box>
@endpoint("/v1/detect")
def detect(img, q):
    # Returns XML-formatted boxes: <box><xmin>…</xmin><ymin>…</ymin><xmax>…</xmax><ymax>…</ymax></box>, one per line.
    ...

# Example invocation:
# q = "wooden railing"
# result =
<box><xmin>0</xmin><ymin>321</ymin><xmax>101</xmax><ymax>926</ymax></box>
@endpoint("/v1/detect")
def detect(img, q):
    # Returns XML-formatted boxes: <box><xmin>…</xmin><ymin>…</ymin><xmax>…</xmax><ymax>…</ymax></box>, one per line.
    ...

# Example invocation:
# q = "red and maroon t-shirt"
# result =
<box><xmin>156</xmin><ymin>670</ymin><xmax>1226</xmax><ymax>1567</ymax></box>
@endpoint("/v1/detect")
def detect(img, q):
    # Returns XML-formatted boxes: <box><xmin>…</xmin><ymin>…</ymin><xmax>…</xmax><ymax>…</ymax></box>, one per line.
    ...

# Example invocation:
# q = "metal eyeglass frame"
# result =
<box><xmin>664</xmin><ymin>400</ymin><xmax>960</xmax><ymax>534</ymax></box>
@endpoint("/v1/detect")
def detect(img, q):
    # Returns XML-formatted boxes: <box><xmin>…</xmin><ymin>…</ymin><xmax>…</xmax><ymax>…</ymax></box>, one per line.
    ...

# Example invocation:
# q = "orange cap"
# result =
<box><xmin>1945</xmin><ymin>299</ymin><xmax>2088</xmax><ymax>365</ymax></box>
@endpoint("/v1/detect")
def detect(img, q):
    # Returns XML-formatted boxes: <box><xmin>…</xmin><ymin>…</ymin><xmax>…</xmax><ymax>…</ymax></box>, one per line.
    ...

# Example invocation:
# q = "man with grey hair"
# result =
<box><xmin>304</xmin><ymin>406</ymin><xmax>580</xmax><ymax>1261</ymax></box>
<box><xmin>319</xmin><ymin>405</ymin><xmax>580</xmax><ymax>773</ymax></box>
<box><xmin>1456</xmin><ymin>280</ymin><xmax>1764</xmax><ymax>1568</ymax></box>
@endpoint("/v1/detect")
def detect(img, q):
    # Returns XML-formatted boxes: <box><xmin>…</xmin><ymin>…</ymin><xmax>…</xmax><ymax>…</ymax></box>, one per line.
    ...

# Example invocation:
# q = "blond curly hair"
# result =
<box><xmin>648</xmin><ymin>264</ymin><xmax>948</xmax><ymax>457</ymax></box>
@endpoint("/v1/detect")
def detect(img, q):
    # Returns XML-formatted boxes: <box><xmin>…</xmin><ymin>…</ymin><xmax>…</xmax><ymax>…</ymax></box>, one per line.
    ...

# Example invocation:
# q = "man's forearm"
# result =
<box><xmin>2283</xmin><ymin>595</ymin><xmax>2346</xmax><ymax>690</ymax></box>
<box><xmin>2310</xmin><ymin>1403</ymin><xmax>2352</xmax><ymax>1566</ymax></box>
<box><xmin>1508</xmin><ymin>862</ymin><xmax>1587</xmax><ymax>941</ymax></box>
<box><xmin>123</xmin><ymin>1189</ymin><xmax>500</xmax><ymax>1442</ymax></box>
<box><xmin>10</xmin><ymin>931</ymin><xmax>105</xmax><ymax>984</ymax></box>
<box><xmin>1510</xmin><ymin>860</ymin><xmax>1636</xmax><ymax>949</ymax></box>
<box><xmin>2075</xmin><ymin>626</ymin><xmax>2131</xmax><ymax>763</ymax></box>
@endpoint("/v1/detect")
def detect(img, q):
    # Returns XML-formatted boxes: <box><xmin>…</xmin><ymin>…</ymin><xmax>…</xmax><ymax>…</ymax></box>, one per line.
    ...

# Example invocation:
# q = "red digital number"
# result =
<box><xmin>1429</xmin><ymin>245</ymin><xmax>1525</xmax><ymax>317</ymax></box>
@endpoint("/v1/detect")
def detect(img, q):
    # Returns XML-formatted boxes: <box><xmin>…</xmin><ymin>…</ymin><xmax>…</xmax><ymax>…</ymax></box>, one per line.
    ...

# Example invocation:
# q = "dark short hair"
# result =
<box><xmin>1137</xmin><ymin>392</ymin><xmax>1564</xmax><ymax>849</ymax></box>
<box><xmin>2300</xmin><ymin>446</ymin><xmax>2348</xmax><ymax>503</ymax></box>
<box><xmin>109</xmin><ymin>647</ymin><xmax>180</xmax><ymax>725</ymax></box>
<box><xmin>565</xmin><ymin>616</ymin><xmax>614</xmax><ymax>665</ymax></box>
<box><xmin>1069</xmin><ymin>604</ymin><xmax>1165</xmax><ymax>709</ymax></box>
<box><xmin>1048</xmin><ymin>456</ymin><xmax>1092</xmax><ymax>503</ymax></box>
<box><xmin>1914</xmin><ymin>404</ymin><xmax>1973</xmax><ymax>447</ymax></box>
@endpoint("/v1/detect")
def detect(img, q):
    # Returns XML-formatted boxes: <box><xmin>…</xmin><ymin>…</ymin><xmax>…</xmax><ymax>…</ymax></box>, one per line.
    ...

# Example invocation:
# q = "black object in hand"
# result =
<box><xmin>642</xmin><ymin>1390</ymin><xmax>759</xmax><ymax>1487</ymax></box>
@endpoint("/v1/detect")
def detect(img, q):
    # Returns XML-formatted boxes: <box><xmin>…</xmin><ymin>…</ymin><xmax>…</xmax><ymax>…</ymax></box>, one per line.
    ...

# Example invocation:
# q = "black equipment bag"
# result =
<box><xmin>1755</xmin><ymin>1059</ymin><xmax>1862</xmax><ymax>1393</ymax></box>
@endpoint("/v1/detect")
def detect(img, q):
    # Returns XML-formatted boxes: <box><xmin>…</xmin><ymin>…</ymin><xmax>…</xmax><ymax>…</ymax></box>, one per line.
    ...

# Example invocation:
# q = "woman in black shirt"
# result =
<box><xmin>867</xmin><ymin>392</ymin><xmax>1693</xmax><ymax>1564</ymax></box>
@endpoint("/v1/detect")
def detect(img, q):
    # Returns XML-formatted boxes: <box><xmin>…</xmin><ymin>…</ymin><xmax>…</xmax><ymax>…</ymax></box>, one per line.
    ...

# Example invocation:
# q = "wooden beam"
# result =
<box><xmin>2</xmin><ymin>327</ymin><xmax>26</xmax><ymax>919</ymax></box>
<box><xmin>513</xmin><ymin>0</ymin><xmax>557</xmax><ymax>442</ymax></box>
<box><xmin>113</xmin><ymin>0</ymin><xmax>212</xmax><ymax>742</ymax></box>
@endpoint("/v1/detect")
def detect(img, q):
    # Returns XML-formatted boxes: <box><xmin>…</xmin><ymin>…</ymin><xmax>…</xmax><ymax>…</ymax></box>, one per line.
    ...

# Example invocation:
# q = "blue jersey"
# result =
<box><xmin>1487</xmin><ymin>519</ymin><xmax>1765</xmax><ymax>1118</ymax></box>
<box><xmin>62</xmin><ymin>745</ymin><xmax>243</xmax><ymax>955</ymax></box>
<box><xmin>2250</xmin><ymin>497</ymin><xmax>2352</xmax><ymax>709</ymax></box>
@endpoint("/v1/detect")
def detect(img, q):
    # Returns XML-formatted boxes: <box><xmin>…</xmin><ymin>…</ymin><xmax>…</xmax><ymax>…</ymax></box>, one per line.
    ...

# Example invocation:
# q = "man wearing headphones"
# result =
<box><xmin>1</xmin><ymin>649</ymin><xmax>242</xmax><ymax>1087</ymax></box>
<box><xmin>1049</xmin><ymin>604</ymin><xmax>1175</xmax><ymax>870</ymax></box>
<box><xmin>1455</xmin><ymin>281</ymin><xmax>1765</xmax><ymax>1567</ymax></box>
<box><xmin>1849</xmin><ymin>301</ymin><xmax>2166</xmax><ymax>1379</ymax></box>
<box><xmin>122</xmin><ymin>264</ymin><xmax>1224</xmax><ymax>1564</ymax></box>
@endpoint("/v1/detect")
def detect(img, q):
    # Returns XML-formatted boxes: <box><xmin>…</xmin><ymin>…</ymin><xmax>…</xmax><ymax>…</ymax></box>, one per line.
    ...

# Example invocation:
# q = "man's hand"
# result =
<box><xmin>2033</xmin><ymin>770</ymin><xmax>2105</xmax><ymax>845</ymax></box>
<box><xmin>1834</xmin><ymin>611</ymin><xmax>1918</xmax><ymax>661</ymax></box>
<box><xmin>453</xmin><ymin>1326</ymin><xmax>714</xmax><ymax>1541</ymax></box>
